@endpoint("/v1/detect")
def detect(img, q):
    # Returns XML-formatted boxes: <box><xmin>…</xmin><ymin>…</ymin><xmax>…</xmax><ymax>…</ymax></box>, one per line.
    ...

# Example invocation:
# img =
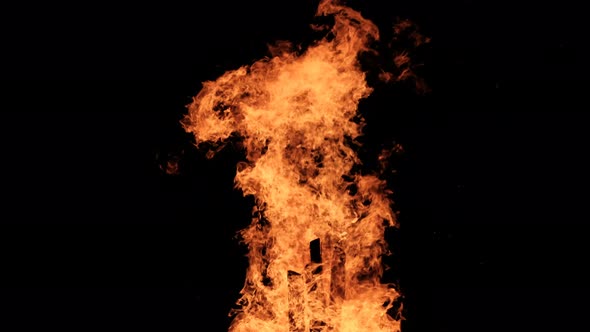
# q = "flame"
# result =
<box><xmin>183</xmin><ymin>1</ymin><xmax>402</xmax><ymax>331</ymax></box>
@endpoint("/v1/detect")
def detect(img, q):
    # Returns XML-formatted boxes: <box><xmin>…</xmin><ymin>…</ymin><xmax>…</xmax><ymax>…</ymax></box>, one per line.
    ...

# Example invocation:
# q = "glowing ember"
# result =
<box><xmin>183</xmin><ymin>1</ymin><xmax>403</xmax><ymax>331</ymax></box>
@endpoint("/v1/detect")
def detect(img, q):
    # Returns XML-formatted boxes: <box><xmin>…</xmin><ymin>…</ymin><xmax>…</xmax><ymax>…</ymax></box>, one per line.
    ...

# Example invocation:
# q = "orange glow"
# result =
<box><xmin>183</xmin><ymin>1</ymin><xmax>402</xmax><ymax>331</ymax></box>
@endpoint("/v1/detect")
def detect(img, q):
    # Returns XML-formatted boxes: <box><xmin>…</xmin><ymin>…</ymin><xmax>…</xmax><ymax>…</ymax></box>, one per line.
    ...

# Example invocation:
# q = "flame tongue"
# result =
<box><xmin>184</xmin><ymin>1</ymin><xmax>400</xmax><ymax>331</ymax></box>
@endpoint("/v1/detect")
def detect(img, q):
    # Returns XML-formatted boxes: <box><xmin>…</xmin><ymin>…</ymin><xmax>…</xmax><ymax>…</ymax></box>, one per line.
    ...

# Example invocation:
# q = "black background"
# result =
<box><xmin>1</xmin><ymin>1</ymin><xmax>589</xmax><ymax>331</ymax></box>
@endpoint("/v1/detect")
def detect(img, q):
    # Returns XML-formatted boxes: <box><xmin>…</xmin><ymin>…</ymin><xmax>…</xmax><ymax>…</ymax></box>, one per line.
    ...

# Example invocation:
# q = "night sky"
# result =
<box><xmin>1</xmin><ymin>1</ymin><xmax>589</xmax><ymax>331</ymax></box>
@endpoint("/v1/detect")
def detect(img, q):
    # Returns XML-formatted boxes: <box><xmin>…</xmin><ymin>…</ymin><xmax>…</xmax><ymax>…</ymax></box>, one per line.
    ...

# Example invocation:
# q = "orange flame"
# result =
<box><xmin>183</xmin><ymin>1</ymin><xmax>401</xmax><ymax>331</ymax></box>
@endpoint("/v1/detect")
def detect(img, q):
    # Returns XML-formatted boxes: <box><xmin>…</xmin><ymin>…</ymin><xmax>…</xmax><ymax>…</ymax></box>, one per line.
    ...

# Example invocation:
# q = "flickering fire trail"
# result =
<box><xmin>183</xmin><ymin>1</ymin><xmax>403</xmax><ymax>331</ymax></box>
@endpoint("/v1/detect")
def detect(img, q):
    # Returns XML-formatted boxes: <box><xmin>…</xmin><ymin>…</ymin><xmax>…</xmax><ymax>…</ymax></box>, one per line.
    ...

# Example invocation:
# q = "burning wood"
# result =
<box><xmin>288</xmin><ymin>270</ymin><xmax>305</xmax><ymax>332</ymax></box>
<box><xmin>183</xmin><ymin>1</ymin><xmax>404</xmax><ymax>331</ymax></box>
